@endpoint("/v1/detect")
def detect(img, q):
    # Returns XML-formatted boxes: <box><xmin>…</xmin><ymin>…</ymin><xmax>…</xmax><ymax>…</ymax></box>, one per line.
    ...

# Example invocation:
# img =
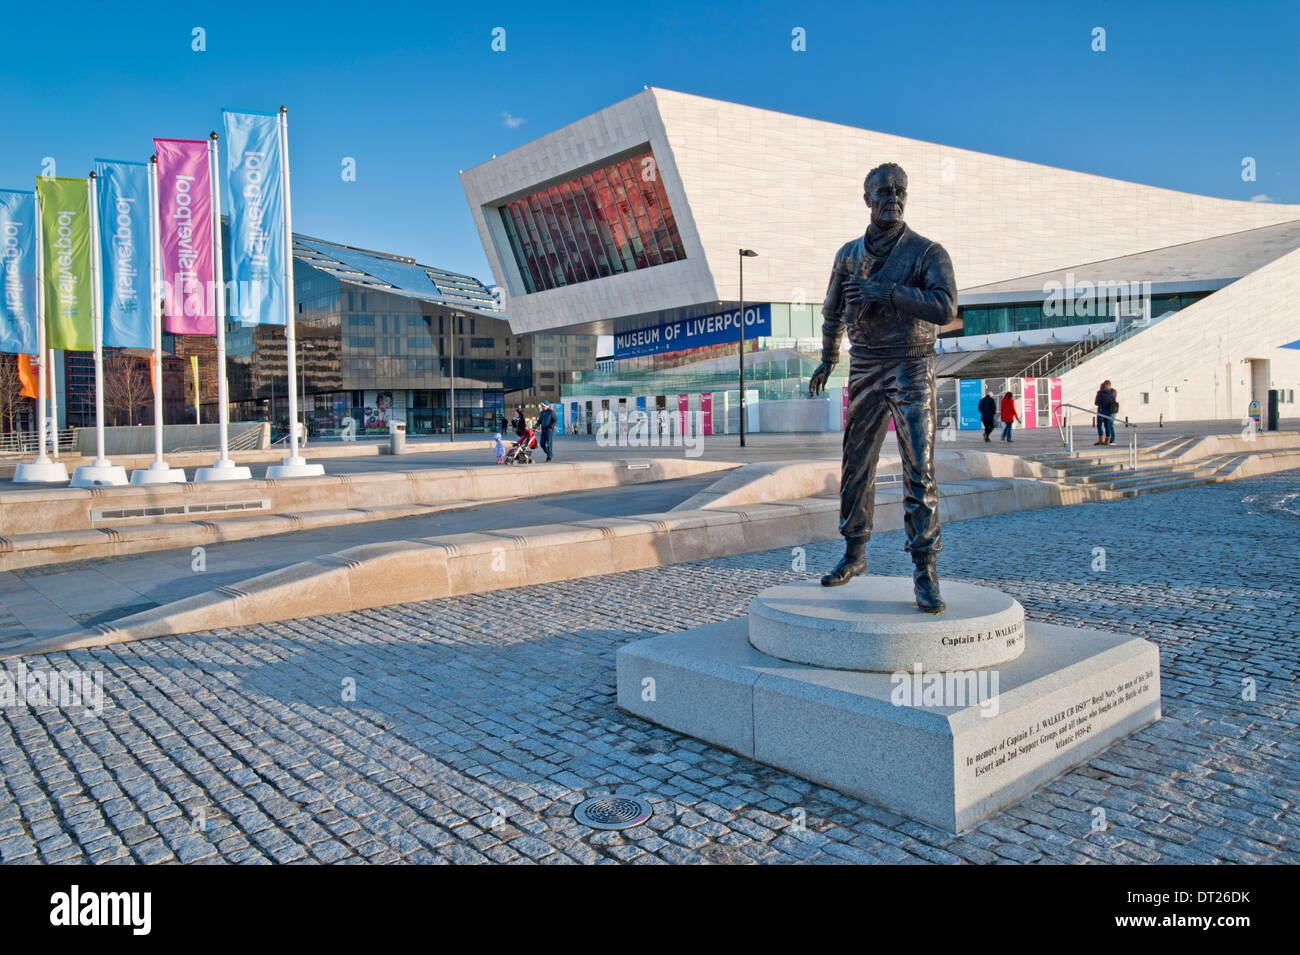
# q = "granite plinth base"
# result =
<box><xmin>617</xmin><ymin>615</ymin><xmax>1160</xmax><ymax>833</ymax></box>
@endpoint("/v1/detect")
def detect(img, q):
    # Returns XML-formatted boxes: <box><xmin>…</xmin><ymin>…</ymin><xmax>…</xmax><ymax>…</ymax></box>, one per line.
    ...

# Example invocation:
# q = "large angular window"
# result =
<box><xmin>498</xmin><ymin>147</ymin><xmax>686</xmax><ymax>293</ymax></box>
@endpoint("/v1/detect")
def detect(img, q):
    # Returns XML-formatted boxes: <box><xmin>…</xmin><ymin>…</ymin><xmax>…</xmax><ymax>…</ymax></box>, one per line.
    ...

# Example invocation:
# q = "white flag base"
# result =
<box><xmin>265</xmin><ymin>456</ymin><xmax>324</xmax><ymax>479</ymax></box>
<box><xmin>194</xmin><ymin>459</ymin><xmax>253</xmax><ymax>482</ymax></box>
<box><xmin>70</xmin><ymin>461</ymin><xmax>129</xmax><ymax>487</ymax></box>
<box><xmin>131</xmin><ymin>461</ymin><xmax>190</xmax><ymax>485</ymax></box>
<box><xmin>12</xmin><ymin>456</ymin><xmax>70</xmax><ymax>484</ymax></box>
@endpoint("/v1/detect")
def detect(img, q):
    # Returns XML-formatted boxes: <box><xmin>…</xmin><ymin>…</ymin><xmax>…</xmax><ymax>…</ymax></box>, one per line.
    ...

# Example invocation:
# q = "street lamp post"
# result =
<box><xmin>449</xmin><ymin>313</ymin><xmax>457</xmax><ymax>442</ymax></box>
<box><xmin>738</xmin><ymin>248</ymin><xmax>758</xmax><ymax>447</ymax></box>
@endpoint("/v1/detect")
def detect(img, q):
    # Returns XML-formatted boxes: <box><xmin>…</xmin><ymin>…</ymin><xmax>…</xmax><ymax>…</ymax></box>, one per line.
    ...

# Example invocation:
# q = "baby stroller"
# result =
<box><xmin>504</xmin><ymin>427</ymin><xmax>538</xmax><ymax>465</ymax></box>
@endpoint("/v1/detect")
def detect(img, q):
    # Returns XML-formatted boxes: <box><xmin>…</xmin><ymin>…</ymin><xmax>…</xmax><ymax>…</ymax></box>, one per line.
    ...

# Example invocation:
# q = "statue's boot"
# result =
<box><xmin>821</xmin><ymin>538</ymin><xmax>867</xmax><ymax>587</ymax></box>
<box><xmin>913</xmin><ymin>553</ymin><xmax>946</xmax><ymax>614</ymax></box>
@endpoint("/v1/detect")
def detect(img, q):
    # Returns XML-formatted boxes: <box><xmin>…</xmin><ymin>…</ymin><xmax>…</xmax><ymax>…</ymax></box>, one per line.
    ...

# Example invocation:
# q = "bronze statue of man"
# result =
<box><xmin>809</xmin><ymin>163</ymin><xmax>957</xmax><ymax>613</ymax></box>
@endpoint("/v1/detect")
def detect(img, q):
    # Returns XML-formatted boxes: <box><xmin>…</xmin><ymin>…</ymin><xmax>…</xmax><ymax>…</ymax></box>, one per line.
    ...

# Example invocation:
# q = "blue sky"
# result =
<box><xmin>2</xmin><ymin>0</ymin><xmax>1296</xmax><ymax>283</ymax></box>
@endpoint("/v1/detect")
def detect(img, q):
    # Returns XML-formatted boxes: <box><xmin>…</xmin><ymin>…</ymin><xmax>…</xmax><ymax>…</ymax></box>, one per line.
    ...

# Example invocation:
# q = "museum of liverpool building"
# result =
<box><xmin>459</xmin><ymin>87</ymin><xmax>1300</xmax><ymax>434</ymax></box>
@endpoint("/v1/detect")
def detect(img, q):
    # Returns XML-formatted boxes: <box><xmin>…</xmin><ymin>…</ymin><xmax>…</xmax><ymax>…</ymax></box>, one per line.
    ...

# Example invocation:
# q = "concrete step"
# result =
<box><xmin>1113</xmin><ymin>476</ymin><xmax>1216</xmax><ymax>497</ymax></box>
<box><xmin>1067</xmin><ymin>464</ymin><xmax>1192</xmax><ymax>483</ymax></box>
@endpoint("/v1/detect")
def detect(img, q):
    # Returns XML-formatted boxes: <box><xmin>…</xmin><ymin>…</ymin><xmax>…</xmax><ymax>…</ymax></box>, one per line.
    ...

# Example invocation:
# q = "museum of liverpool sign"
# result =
<box><xmin>613</xmin><ymin>304</ymin><xmax>772</xmax><ymax>360</ymax></box>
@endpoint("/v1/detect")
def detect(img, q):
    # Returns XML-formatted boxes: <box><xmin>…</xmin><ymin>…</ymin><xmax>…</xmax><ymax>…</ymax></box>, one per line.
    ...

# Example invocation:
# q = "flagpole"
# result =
<box><xmin>266</xmin><ymin>106</ymin><xmax>322</xmax><ymax>478</ymax></box>
<box><xmin>195</xmin><ymin>133</ymin><xmax>250</xmax><ymax>481</ymax></box>
<box><xmin>13</xmin><ymin>192</ymin><xmax>68</xmax><ymax>482</ymax></box>
<box><xmin>70</xmin><ymin>174</ymin><xmax>128</xmax><ymax>486</ymax></box>
<box><xmin>34</xmin><ymin>202</ymin><xmax>47</xmax><ymax>460</ymax></box>
<box><xmin>48</xmin><ymin>349</ymin><xmax>59</xmax><ymax>458</ymax></box>
<box><xmin>131</xmin><ymin>157</ymin><xmax>186</xmax><ymax>483</ymax></box>
<box><xmin>89</xmin><ymin>174</ymin><xmax>107</xmax><ymax>465</ymax></box>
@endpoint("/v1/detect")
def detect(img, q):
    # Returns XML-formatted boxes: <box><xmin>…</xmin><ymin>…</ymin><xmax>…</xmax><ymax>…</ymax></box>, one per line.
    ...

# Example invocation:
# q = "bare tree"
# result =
<box><xmin>102</xmin><ymin>352</ymin><xmax>152</xmax><ymax>427</ymax></box>
<box><xmin>0</xmin><ymin>355</ymin><xmax>28</xmax><ymax>441</ymax></box>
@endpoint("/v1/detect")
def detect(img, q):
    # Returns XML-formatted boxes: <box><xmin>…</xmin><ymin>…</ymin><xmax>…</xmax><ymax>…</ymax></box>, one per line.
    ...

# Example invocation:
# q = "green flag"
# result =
<box><xmin>37</xmin><ymin>177</ymin><xmax>93</xmax><ymax>351</ymax></box>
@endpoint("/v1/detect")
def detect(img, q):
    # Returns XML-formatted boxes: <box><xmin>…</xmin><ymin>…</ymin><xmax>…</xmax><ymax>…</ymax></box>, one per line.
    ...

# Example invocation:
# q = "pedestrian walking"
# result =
<box><xmin>510</xmin><ymin>406</ymin><xmax>526</xmax><ymax>439</ymax></box>
<box><xmin>493</xmin><ymin>433</ymin><xmax>505</xmax><ymax>464</ymax></box>
<box><xmin>977</xmin><ymin>390</ymin><xmax>997</xmax><ymax>442</ymax></box>
<box><xmin>1000</xmin><ymin>391</ymin><xmax>1020</xmax><ymax>442</ymax></box>
<box><xmin>1094</xmin><ymin>379</ymin><xmax>1118</xmax><ymax>445</ymax></box>
<box><xmin>536</xmin><ymin>402</ymin><xmax>558</xmax><ymax>462</ymax></box>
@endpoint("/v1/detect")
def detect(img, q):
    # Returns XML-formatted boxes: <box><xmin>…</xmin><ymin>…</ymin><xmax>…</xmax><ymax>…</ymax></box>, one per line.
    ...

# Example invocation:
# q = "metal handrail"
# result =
<box><xmin>1052</xmin><ymin>402</ymin><xmax>1137</xmax><ymax>470</ymax></box>
<box><xmin>1014</xmin><ymin>352</ymin><xmax>1053</xmax><ymax>379</ymax></box>
<box><xmin>0</xmin><ymin>427</ymin><xmax>76</xmax><ymax>455</ymax></box>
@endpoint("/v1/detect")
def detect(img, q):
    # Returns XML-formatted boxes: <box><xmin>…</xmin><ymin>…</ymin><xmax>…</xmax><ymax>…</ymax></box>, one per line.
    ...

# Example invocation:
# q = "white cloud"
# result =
<box><xmin>502</xmin><ymin>111</ymin><xmax>525</xmax><ymax>129</ymax></box>
<box><xmin>1249</xmin><ymin>193</ymin><xmax>1274</xmax><ymax>202</ymax></box>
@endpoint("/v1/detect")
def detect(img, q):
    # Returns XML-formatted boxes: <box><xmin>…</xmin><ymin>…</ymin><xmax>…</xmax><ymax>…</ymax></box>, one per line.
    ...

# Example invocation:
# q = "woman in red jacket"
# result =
<box><xmin>1000</xmin><ymin>392</ymin><xmax>1021</xmax><ymax>442</ymax></box>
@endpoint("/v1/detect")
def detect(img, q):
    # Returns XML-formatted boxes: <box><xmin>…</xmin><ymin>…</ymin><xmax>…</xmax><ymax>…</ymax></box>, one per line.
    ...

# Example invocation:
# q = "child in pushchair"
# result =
<box><xmin>504</xmin><ymin>427</ymin><xmax>538</xmax><ymax>464</ymax></box>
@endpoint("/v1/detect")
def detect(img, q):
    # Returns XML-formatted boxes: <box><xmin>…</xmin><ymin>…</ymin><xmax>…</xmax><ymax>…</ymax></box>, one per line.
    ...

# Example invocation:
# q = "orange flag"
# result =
<box><xmin>17</xmin><ymin>354</ymin><xmax>39</xmax><ymax>400</ymax></box>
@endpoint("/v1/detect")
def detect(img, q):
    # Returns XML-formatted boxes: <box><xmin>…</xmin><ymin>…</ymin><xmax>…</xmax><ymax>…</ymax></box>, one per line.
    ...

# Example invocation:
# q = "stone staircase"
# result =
<box><xmin>1027</xmin><ymin>435</ymin><xmax>1248</xmax><ymax>497</ymax></box>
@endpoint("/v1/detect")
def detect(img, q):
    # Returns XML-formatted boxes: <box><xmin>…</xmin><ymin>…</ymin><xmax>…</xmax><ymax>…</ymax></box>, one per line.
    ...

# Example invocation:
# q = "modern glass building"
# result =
<box><xmin>221</xmin><ymin>230</ymin><xmax>596</xmax><ymax>435</ymax></box>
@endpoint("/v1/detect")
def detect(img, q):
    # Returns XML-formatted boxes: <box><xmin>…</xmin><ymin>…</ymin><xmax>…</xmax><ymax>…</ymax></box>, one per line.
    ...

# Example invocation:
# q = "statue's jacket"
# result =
<box><xmin>820</xmin><ymin>225</ymin><xmax>958</xmax><ymax>364</ymax></box>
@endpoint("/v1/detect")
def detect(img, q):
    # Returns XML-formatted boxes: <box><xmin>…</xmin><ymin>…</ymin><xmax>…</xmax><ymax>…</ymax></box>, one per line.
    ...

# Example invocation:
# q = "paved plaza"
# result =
<box><xmin>0</xmin><ymin>470</ymin><xmax>1296</xmax><ymax>865</ymax></box>
<box><xmin>243</xmin><ymin>418</ymin><xmax>1277</xmax><ymax>476</ymax></box>
<box><xmin>0</xmin><ymin>474</ymin><xmax>719</xmax><ymax>650</ymax></box>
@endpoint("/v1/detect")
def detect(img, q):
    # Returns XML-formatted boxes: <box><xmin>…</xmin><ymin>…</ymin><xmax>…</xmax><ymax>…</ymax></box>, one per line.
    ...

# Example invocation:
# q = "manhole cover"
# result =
<box><xmin>573</xmin><ymin>795</ymin><xmax>654</xmax><ymax>830</ymax></box>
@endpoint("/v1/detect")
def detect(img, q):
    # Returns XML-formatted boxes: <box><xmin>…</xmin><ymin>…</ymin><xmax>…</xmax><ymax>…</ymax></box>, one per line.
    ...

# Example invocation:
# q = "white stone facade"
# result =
<box><xmin>1058</xmin><ymin>246</ymin><xmax>1300</xmax><ymax>423</ymax></box>
<box><xmin>461</xmin><ymin>88</ymin><xmax>1300</xmax><ymax>336</ymax></box>
<box><xmin>460</xmin><ymin>88</ymin><xmax>1300</xmax><ymax>422</ymax></box>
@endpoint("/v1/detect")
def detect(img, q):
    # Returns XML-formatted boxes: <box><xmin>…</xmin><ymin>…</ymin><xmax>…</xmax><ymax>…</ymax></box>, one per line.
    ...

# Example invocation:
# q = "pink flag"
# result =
<box><xmin>154</xmin><ymin>139</ymin><xmax>214</xmax><ymax>334</ymax></box>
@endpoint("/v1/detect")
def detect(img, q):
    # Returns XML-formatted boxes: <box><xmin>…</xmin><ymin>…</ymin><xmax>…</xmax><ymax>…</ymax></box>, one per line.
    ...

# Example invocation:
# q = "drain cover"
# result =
<box><xmin>573</xmin><ymin>795</ymin><xmax>654</xmax><ymax>830</ymax></box>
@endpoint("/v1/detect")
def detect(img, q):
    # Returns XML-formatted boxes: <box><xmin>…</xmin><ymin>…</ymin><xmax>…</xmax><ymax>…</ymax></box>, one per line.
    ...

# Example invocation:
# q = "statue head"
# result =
<box><xmin>864</xmin><ymin>163</ymin><xmax>907</xmax><ymax>230</ymax></box>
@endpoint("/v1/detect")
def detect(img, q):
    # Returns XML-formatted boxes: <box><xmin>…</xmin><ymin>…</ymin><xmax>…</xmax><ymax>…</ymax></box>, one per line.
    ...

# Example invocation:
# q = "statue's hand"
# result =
<box><xmin>843</xmin><ymin>278</ymin><xmax>889</xmax><ymax>307</ymax></box>
<box><xmin>809</xmin><ymin>361</ymin><xmax>834</xmax><ymax>397</ymax></box>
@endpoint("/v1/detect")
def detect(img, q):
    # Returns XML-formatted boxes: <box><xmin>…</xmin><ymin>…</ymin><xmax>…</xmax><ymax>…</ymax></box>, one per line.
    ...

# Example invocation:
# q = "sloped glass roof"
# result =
<box><xmin>292</xmin><ymin>234</ymin><xmax>500</xmax><ymax>312</ymax></box>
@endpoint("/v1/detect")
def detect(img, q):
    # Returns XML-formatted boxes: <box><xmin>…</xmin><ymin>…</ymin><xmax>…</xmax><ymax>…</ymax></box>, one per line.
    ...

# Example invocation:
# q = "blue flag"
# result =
<box><xmin>94</xmin><ymin>160</ymin><xmax>152</xmax><ymax>348</ymax></box>
<box><xmin>0</xmin><ymin>189</ymin><xmax>39</xmax><ymax>355</ymax></box>
<box><xmin>223</xmin><ymin>110</ymin><xmax>287</xmax><ymax>326</ymax></box>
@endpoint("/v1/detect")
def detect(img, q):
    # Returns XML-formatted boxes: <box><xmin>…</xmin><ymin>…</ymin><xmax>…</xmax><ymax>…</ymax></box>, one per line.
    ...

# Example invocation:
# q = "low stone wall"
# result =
<box><xmin>1176</xmin><ymin>431</ymin><xmax>1300</xmax><ymax>461</ymax></box>
<box><xmin>74</xmin><ymin>422</ymin><xmax>271</xmax><ymax>455</ymax></box>
<box><xmin>0</xmin><ymin>457</ymin><xmax>736</xmax><ymax>564</ymax></box>
<box><xmin>674</xmin><ymin>451</ymin><xmax>1049</xmax><ymax>511</ymax></box>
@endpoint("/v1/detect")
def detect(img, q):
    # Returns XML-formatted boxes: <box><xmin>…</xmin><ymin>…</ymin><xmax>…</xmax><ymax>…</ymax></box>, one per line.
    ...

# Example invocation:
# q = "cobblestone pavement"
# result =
<box><xmin>1</xmin><ymin>471</ymin><xmax>1297</xmax><ymax>865</ymax></box>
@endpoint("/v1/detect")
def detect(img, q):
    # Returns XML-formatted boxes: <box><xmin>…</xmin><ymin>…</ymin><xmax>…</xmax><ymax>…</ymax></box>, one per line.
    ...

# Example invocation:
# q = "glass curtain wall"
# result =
<box><xmin>498</xmin><ymin>147</ymin><xmax>687</xmax><ymax>293</ymax></box>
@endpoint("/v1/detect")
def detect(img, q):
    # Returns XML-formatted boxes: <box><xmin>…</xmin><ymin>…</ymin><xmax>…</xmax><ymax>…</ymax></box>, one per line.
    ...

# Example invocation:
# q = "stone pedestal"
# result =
<box><xmin>265</xmin><ymin>456</ymin><xmax>325</xmax><ymax>479</ymax></box>
<box><xmin>616</xmin><ymin>577</ymin><xmax>1161</xmax><ymax>833</ymax></box>
<box><xmin>70</xmin><ymin>461</ymin><xmax>129</xmax><ymax>487</ymax></box>
<box><xmin>131</xmin><ymin>461</ymin><xmax>189</xmax><ymax>485</ymax></box>
<box><xmin>750</xmin><ymin>577</ymin><xmax>1025</xmax><ymax>672</ymax></box>
<box><xmin>194</xmin><ymin>460</ymin><xmax>252</xmax><ymax>482</ymax></box>
<box><xmin>12</xmin><ymin>458</ymin><xmax>70</xmax><ymax>484</ymax></box>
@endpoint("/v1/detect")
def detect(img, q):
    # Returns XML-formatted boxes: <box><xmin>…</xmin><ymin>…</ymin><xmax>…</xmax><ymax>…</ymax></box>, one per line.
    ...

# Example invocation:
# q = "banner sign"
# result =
<box><xmin>1022</xmin><ymin>377</ymin><xmax>1038</xmax><ymax>428</ymax></box>
<box><xmin>37</xmin><ymin>177</ymin><xmax>93</xmax><ymax>351</ymax></box>
<box><xmin>155</xmin><ymin>139</ymin><xmax>214</xmax><ymax>334</ymax></box>
<box><xmin>1049</xmin><ymin>378</ymin><xmax>1063</xmax><ymax>427</ymax></box>
<box><xmin>613</xmin><ymin>303</ymin><xmax>772</xmax><ymax>360</ymax></box>
<box><xmin>700</xmin><ymin>392</ymin><xmax>712</xmax><ymax>435</ymax></box>
<box><xmin>958</xmin><ymin>378</ymin><xmax>983</xmax><ymax>430</ymax></box>
<box><xmin>94</xmin><ymin>160</ymin><xmax>152</xmax><ymax>348</ymax></box>
<box><xmin>0</xmin><ymin>189</ymin><xmax>39</xmax><ymax>355</ymax></box>
<box><xmin>222</xmin><ymin>110</ymin><xmax>287</xmax><ymax>326</ymax></box>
